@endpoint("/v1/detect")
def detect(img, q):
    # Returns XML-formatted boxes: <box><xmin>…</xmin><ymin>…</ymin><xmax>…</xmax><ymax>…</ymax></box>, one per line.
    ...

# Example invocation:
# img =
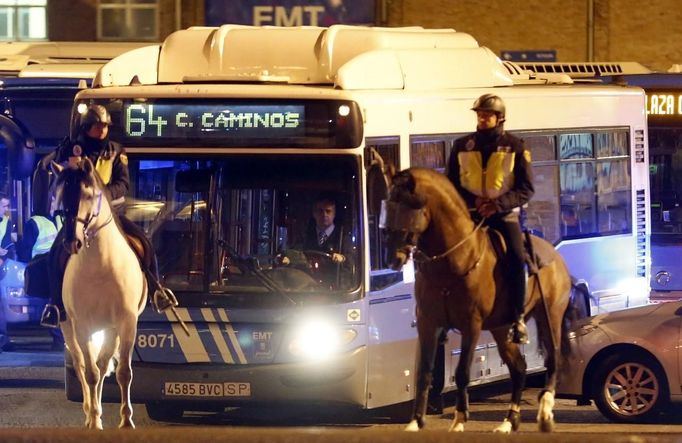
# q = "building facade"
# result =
<box><xmin>8</xmin><ymin>0</ymin><xmax>682</xmax><ymax>71</ymax></box>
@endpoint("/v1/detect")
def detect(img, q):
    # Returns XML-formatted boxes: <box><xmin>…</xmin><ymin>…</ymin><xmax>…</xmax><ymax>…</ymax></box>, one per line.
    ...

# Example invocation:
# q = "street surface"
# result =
<box><xmin>2</xmin><ymin>330</ymin><xmax>682</xmax><ymax>442</ymax></box>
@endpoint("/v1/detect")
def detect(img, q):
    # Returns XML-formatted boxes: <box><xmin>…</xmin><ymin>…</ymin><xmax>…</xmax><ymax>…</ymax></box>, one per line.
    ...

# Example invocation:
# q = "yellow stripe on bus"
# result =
<box><xmin>217</xmin><ymin>308</ymin><xmax>247</xmax><ymax>364</ymax></box>
<box><xmin>201</xmin><ymin>308</ymin><xmax>235</xmax><ymax>363</ymax></box>
<box><xmin>164</xmin><ymin>308</ymin><xmax>209</xmax><ymax>362</ymax></box>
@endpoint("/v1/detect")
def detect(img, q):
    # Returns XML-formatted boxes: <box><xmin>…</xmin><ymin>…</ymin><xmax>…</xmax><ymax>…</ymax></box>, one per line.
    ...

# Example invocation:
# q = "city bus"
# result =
<box><xmin>517</xmin><ymin>61</ymin><xmax>682</xmax><ymax>303</ymax></box>
<box><xmin>30</xmin><ymin>25</ymin><xmax>649</xmax><ymax>420</ymax></box>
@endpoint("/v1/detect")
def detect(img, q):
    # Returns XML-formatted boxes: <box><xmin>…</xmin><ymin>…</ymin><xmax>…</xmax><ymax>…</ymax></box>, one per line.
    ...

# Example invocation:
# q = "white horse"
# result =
<box><xmin>53</xmin><ymin>158</ymin><xmax>147</xmax><ymax>429</ymax></box>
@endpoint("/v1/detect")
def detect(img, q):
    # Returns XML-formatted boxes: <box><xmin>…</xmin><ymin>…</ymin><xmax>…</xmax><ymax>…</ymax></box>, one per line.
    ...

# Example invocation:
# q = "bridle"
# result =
<box><xmin>62</xmin><ymin>187</ymin><xmax>113</xmax><ymax>249</ymax></box>
<box><xmin>380</xmin><ymin>198</ymin><xmax>485</xmax><ymax>270</ymax></box>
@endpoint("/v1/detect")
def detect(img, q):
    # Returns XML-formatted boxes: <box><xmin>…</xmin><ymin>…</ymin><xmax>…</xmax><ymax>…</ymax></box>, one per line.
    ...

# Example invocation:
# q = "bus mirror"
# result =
<box><xmin>0</xmin><ymin>115</ymin><xmax>35</xmax><ymax>180</ymax></box>
<box><xmin>175</xmin><ymin>169</ymin><xmax>211</xmax><ymax>193</ymax></box>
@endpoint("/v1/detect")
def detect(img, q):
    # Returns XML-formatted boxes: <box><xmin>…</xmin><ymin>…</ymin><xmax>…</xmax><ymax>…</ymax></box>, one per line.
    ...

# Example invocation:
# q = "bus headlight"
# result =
<box><xmin>6</xmin><ymin>287</ymin><xmax>24</xmax><ymax>298</ymax></box>
<box><xmin>288</xmin><ymin>320</ymin><xmax>357</xmax><ymax>360</ymax></box>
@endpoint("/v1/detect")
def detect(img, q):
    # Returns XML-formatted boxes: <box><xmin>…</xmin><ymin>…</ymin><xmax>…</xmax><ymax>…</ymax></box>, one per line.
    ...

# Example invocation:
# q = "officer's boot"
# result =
<box><xmin>508</xmin><ymin>269</ymin><xmax>529</xmax><ymax>344</ymax></box>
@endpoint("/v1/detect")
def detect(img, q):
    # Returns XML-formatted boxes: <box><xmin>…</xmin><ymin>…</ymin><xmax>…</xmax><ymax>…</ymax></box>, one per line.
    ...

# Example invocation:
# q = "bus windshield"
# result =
<box><xmin>125</xmin><ymin>154</ymin><xmax>362</xmax><ymax>301</ymax></box>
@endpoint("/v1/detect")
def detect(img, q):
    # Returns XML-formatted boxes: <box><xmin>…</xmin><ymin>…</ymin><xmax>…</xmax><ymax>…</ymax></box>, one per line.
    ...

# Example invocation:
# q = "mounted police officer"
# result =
<box><xmin>446</xmin><ymin>94</ymin><xmax>535</xmax><ymax>344</ymax></box>
<box><xmin>39</xmin><ymin>104</ymin><xmax>175</xmax><ymax>327</ymax></box>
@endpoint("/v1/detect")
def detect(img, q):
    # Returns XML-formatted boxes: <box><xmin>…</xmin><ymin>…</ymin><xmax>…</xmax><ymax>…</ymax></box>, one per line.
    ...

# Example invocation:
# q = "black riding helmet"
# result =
<box><xmin>471</xmin><ymin>94</ymin><xmax>506</xmax><ymax>122</ymax></box>
<box><xmin>79</xmin><ymin>104</ymin><xmax>112</xmax><ymax>133</ymax></box>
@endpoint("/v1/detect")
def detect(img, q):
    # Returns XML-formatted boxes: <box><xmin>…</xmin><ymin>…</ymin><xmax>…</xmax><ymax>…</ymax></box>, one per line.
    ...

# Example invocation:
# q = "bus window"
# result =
<box><xmin>126</xmin><ymin>155</ymin><xmax>361</xmax><ymax>298</ymax></box>
<box><xmin>524</xmin><ymin>134</ymin><xmax>559</xmax><ymax>242</ymax></box>
<box><xmin>409</xmin><ymin>139</ymin><xmax>448</xmax><ymax>173</ymax></box>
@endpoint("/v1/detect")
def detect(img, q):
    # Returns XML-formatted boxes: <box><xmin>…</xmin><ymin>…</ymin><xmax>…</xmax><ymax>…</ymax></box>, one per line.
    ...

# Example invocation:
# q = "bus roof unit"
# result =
<box><xmin>515</xmin><ymin>61</ymin><xmax>652</xmax><ymax>78</ymax></box>
<box><xmin>94</xmin><ymin>25</ymin><xmax>514</xmax><ymax>90</ymax></box>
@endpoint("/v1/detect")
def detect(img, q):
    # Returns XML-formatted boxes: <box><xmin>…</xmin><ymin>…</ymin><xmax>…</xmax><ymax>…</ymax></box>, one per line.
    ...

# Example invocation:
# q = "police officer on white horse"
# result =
<box><xmin>447</xmin><ymin>94</ymin><xmax>535</xmax><ymax>344</ymax></box>
<box><xmin>39</xmin><ymin>104</ymin><xmax>175</xmax><ymax>327</ymax></box>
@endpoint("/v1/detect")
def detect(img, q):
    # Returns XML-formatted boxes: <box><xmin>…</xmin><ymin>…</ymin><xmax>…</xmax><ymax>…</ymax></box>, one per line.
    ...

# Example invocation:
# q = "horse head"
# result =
<box><xmin>52</xmin><ymin>157</ymin><xmax>109</xmax><ymax>254</ymax></box>
<box><xmin>380</xmin><ymin>169</ymin><xmax>430</xmax><ymax>271</ymax></box>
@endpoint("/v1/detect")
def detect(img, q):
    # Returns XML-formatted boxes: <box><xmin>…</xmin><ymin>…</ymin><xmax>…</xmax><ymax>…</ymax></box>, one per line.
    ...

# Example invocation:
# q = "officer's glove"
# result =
<box><xmin>331</xmin><ymin>253</ymin><xmax>346</xmax><ymax>264</ymax></box>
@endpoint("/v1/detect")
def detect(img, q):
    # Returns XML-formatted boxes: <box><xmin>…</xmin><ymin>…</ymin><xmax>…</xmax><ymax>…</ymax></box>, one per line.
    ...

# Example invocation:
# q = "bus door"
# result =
<box><xmin>364</xmin><ymin>140</ymin><xmax>419</xmax><ymax>408</ymax></box>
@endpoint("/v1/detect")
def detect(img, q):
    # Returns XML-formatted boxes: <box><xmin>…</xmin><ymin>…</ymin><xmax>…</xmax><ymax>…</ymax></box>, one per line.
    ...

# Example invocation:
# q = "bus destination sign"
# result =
<box><xmin>645</xmin><ymin>90</ymin><xmax>682</xmax><ymax>125</ymax></box>
<box><xmin>124</xmin><ymin>102</ymin><xmax>305</xmax><ymax>139</ymax></box>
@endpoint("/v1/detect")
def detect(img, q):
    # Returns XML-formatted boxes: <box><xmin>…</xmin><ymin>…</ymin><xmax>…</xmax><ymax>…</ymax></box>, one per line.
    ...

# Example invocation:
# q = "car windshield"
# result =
<box><xmin>124</xmin><ymin>154</ymin><xmax>362</xmax><ymax>302</ymax></box>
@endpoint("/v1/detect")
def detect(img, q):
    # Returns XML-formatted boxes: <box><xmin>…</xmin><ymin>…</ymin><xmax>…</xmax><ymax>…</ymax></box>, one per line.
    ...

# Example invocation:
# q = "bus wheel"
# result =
<box><xmin>145</xmin><ymin>402</ymin><xmax>184</xmax><ymax>422</ymax></box>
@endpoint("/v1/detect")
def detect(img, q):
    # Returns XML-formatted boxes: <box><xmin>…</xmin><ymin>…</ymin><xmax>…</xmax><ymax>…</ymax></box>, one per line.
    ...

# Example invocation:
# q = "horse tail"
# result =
<box><xmin>560</xmin><ymin>277</ymin><xmax>594</xmax><ymax>356</ymax></box>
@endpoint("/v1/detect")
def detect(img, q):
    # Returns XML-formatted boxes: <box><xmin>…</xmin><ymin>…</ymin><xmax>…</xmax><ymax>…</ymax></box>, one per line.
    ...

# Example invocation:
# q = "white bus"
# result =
<box><xmin>57</xmin><ymin>25</ymin><xmax>649</xmax><ymax>420</ymax></box>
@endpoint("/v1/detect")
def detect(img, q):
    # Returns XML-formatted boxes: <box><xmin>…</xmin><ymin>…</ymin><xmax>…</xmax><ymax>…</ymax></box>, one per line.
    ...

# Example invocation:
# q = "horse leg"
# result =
<box><xmin>535</xmin><ymin>298</ymin><xmax>562</xmax><ymax>433</ymax></box>
<box><xmin>94</xmin><ymin>329</ymin><xmax>119</xmax><ymax>423</ymax></box>
<box><xmin>61</xmin><ymin>320</ymin><xmax>93</xmax><ymax>428</ymax></box>
<box><xmin>75</xmin><ymin>328</ymin><xmax>103</xmax><ymax>430</ymax></box>
<box><xmin>448</xmin><ymin>326</ymin><xmax>482</xmax><ymax>433</ymax></box>
<box><xmin>405</xmin><ymin>324</ymin><xmax>442</xmax><ymax>432</ymax></box>
<box><xmin>491</xmin><ymin>328</ymin><xmax>527</xmax><ymax>433</ymax></box>
<box><xmin>116</xmin><ymin>316</ymin><xmax>138</xmax><ymax>429</ymax></box>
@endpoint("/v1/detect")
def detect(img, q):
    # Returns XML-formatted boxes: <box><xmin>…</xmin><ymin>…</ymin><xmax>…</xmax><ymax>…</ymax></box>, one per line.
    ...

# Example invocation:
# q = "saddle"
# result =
<box><xmin>487</xmin><ymin>228</ymin><xmax>555</xmax><ymax>275</ymax></box>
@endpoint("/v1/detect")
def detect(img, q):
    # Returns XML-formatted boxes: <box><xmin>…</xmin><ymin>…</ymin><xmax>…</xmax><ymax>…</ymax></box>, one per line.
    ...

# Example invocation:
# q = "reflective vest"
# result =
<box><xmin>31</xmin><ymin>216</ymin><xmax>58</xmax><ymax>258</ymax></box>
<box><xmin>0</xmin><ymin>217</ymin><xmax>8</xmax><ymax>246</ymax></box>
<box><xmin>457</xmin><ymin>148</ymin><xmax>516</xmax><ymax>200</ymax></box>
<box><xmin>96</xmin><ymin>156</ymin><xmax>114</xmax><ymax>185</ymax></box>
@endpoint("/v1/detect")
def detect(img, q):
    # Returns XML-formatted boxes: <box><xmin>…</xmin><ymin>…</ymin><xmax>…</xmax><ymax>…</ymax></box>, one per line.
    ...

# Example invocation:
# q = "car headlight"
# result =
<box><xmin>6</xmin><ymin>286</ymin><xmax>24</xmax><ymax>298</ymax></box>
<box><xmin>288</xmin><ymin>320</ymin><xmax>357</xmax><ymax>361</ymax></box>
<box><xmin>568</xmin><ymin>324</ymin><xmax>599</xmax><ymax>340</ymax></box>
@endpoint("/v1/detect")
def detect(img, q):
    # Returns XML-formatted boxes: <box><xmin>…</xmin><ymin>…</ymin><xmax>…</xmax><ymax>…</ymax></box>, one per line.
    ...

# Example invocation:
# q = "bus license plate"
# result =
<box><xmin>164</xmin><ymin>382</ymin><xmax>251</xmax><ymax>397</ymax></box>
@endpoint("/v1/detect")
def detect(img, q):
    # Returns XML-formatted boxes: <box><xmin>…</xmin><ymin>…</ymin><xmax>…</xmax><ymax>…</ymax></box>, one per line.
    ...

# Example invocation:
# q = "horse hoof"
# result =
<box><xmin>119</xmin><ymin>419</ymin><xmax>135</xmax><ymax>429</ymax></box>
<box><xmin>404</xmin><ymin>420</ymin><xmax>419</xmax><ymax>432</ymax></box>
<box><xmin>493</xmin><ymin>420</ymin><xmax>513</xmax><ymax>434</ymax></box>
<box><xmin>539</xmin><ymin>418</ymin><xmax>555</xmax><ymax>433</ymax></box>
<box><xmin>448</xmin><ymin>422</ymin><xmax>465</xmax><ymax>432</ymax></box>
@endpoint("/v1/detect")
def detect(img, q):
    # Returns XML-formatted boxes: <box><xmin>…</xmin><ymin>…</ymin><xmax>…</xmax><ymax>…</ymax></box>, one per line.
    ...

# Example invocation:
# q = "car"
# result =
<box><xmin>557</xmin><ymin>300</ymin><xmax>682</xmax><ymax>423</ymax></box>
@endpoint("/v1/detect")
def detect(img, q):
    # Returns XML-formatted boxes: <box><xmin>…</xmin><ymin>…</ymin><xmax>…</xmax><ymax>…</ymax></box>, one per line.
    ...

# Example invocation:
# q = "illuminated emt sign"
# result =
<box><xmin>103</xmin><ymin>99</ymin><xmax>363</xmax><ymax>148</ymax></box>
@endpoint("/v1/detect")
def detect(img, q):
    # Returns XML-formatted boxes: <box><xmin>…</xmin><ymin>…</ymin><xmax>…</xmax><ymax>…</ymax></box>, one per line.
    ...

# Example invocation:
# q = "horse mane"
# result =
<box><xmin>405</xmin><ymin>167</ymin><xmax>471</xmax><ymax>218</ymax></box>
<box><xmin>56</xmin><ymin>159</ymin><xmax>125</xmax><ymax>233</ymax></box>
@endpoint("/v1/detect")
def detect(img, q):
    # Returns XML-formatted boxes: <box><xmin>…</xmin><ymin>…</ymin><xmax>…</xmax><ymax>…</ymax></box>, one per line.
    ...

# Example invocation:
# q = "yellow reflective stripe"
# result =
<box><xmin>459</xmin><ymin>151</ymin><xmax>516</xmax><ymax>199</ymax></box>
<box><xmin>164</xmin><ymin>308</ymin><xmax>209</xmax><ymax>362</ymax></box>
<box><xmin>485</xmin><ymin>152</ymin><xmax>516</xmax><ymax>199</ymax></box>
<box><xmin>458</xmin><ymin>151</ymin><xmax>484</xmax><ymax>197</ymax></box>
<box><xmin>201</xmin><ymin>308</ymin><xmax>235</xmax><ymax>363</ymax></box>
<box><xmin>32</xmin><ymin>216</ymin><xmax>58</xmax><ymax>257</ymax></box>
<box><xmin>218</xmin><ymin>308</ymin><xmax>247</xmax><ymax>364</ymax></box>
<box><xmin>0</xmin><ymin>218</ymin><xmax>8</xmax><ymax>242</ymax></box>
<box><xmin>95</xmin><ymin>157</ymin><xmax>113</xmax><ymax>184</ymax></box>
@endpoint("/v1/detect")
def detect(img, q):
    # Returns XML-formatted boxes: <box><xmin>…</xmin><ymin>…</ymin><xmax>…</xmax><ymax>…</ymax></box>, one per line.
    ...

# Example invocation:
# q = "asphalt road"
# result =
<box><xmin>3</xmin><ymin>330</ymin><xmax>682</xmax><ymax>442</ymax></box>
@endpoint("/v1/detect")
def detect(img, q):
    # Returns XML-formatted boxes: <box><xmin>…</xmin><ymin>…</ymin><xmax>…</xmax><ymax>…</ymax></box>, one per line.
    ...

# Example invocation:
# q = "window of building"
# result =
<box><xmin>0</xmin><ymin>0</ymin><xmax>46</xmax><ymax>41</ymax></box>
<box><xmin>98</xmin><ymin>0</ymin><xmax>158</xmax><ymax>41</ymax></box>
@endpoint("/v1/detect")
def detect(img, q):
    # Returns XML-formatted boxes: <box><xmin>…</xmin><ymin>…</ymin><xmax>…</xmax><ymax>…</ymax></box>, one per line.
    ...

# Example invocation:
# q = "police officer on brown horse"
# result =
<box><xmin>447</xmin><ymin>94</ymin><xmax>534</xmax><ymax>344</ymax></box>
<box><xmin>39</xmin><ymin>104</ymin><xmax>175</xmax><ymax>327</ymax></box>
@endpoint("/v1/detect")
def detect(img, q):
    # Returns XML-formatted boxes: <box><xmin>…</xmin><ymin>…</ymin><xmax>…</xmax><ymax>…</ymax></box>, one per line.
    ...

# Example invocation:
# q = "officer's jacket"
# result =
<box><xmin>55</xmin><ymin>136</ymin><xmax>130</xmax><ymax>201</ymax></box>
<box><xmin>447</xmin><ymin>129</ymin><xmax>534</xmax><ymax>213</ymax></box>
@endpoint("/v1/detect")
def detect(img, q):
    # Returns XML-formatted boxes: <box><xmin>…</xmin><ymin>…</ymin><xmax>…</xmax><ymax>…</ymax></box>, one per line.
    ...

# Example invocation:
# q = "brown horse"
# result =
<box><xmin>381</xmin><ymin>167</ymin><xmax>574</xmax><ymax>433</ymax></box>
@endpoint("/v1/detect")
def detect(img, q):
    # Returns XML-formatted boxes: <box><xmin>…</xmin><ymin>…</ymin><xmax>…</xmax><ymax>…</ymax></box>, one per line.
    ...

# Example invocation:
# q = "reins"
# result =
<box><xmin>413</xmin><ymin>218</ymin><xmax>486</xmax><ymax>275</ymax></box>
<box><xmin>75</xmin><ymin>191</ymin><xmax>114</xmax><ymax>248</ymax></box>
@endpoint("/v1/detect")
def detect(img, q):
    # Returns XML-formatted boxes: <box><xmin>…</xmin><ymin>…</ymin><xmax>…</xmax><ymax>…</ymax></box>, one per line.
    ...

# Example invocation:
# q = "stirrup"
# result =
<box><xmin>153</xmin><ymin>287</ymin><xmax>178</xmax><ymax>313</ymax></box>
<box><xmin>40</xmin><ymin>304</ymin><xmax>61</xmax><ymax>329</ymax></box>
<box><xmin>508</xmin><ymin>319</ymin><xmax>529</xmax><ymax>344</ymax></box>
